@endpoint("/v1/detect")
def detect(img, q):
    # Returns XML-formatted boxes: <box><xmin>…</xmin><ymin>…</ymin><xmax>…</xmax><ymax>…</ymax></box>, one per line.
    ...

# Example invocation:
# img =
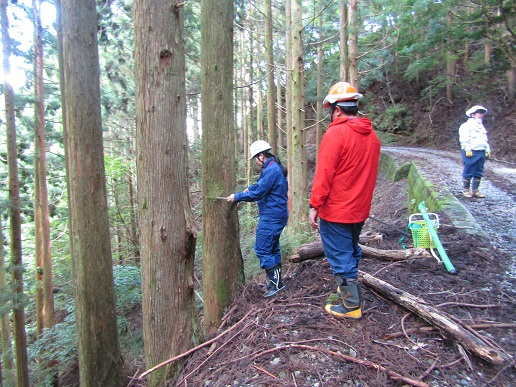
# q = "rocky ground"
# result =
<box><xmin>166</xmin><ymin>148</ymin><xmax>516</xmax><ymax>387</ymax></box>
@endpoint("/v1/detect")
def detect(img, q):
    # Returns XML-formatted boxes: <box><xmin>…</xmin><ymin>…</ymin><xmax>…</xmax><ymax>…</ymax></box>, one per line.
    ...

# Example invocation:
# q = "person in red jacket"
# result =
<box><xmin>309</xmin><ymin>81</ymin><xmax>381</xmax><ymax>319</ymax></box>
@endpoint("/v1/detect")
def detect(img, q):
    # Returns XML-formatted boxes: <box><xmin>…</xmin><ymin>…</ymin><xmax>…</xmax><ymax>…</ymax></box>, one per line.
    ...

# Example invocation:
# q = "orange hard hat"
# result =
<box><xmin>323</xmin><ymin>82</ymin><xmax>363</xmax><ymax>108</ymax></box>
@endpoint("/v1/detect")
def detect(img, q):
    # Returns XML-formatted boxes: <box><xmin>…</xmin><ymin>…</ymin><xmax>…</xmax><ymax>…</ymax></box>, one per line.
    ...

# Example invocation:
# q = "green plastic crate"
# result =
<box><xmin>408</xmin><ymin>213</ymin><xmax>439</xmax><ymax>248</ymax></box>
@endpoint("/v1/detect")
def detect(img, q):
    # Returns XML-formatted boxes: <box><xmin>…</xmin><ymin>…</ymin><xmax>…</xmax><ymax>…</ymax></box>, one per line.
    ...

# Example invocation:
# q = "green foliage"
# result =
<box><xmin>28</xmin><ymin>264</ymin><xmax>143</xmax><ymax>384</ymax></box>
<box><xmin>370</xmin><ymin>104</ymin><xmax>414</xmax><ymax>135</ymax></box>
<box><xmin>113</xmin><ymin>265</ymin><xmax>142</xmax><ymax>313</ymax></box>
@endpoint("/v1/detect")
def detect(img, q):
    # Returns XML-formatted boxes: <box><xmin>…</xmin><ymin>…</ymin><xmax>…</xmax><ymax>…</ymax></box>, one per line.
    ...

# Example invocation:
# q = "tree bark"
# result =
<box><xmin>61</xmin><ymin>0</ymin><xmax>124</xmax><ymax>384</ymax></box>
<box><xmin>0</xmin><ymin>222</ymin><xmax>14</xmax><ymax>385</ymax></box>
<box><xmin>0</xmin><ymin>1</ymin><xmax>30</xmax><ymax>385</ymax></box>
<box><xmin>339</xmin><ymin>0</ymin><xmax>349</xmax><ymax>81</ymax></box>
<box><xmin>265</xmin><ymin>0</ymin><xmax>277</xmax><ymax>154</ymax></box>
<box><xmin>201</xmin><ymin>0</ymin><xmax>245</xmax><ymax>335</ymax></box>
<box><xmin>360</xmin><ymin>272</ymin><xmax>509</xmax><ymax>366</ymax></box>
<box><xmin>316</xmin><ymin>0</ymin><xmax>324</xmax><ymax>158</ymax></box>
<box><xmin>348</xmin><ymin>0</ymin><xmax>359</xmax><ymax>87</ymax></box>
<box><xmin>290</xmin><ymin>0</ymin><xmax>308</xmax><ymax>230</ymax></box>
<box><xmin>289</xmin><ymin>240</ymin><xmax>431</xmax><ymax>263</ymax></box>
<box><xmin>134</xmin><ymin>0</ymin><xmax>201</xmax><ymax>384</ymax></box>
<box><xmin>33</xmin><ymin>0</ymin><xmax>55</xmax><ymax>338</ymax></box>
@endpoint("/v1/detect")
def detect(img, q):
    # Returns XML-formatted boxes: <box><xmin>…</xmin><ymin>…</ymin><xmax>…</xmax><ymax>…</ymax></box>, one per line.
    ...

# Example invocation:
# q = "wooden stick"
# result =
<box><xmin>138</xmin><ymin>308</ymin><xmax>258</xmax><ymax>379</ymax></box>
<box><xmin>383</xmin><ymin>323</ymin><xmax>516</xmax><ymax>340</ymax></box>
<box><xmin>247</xmin><ymin>344</ymin><xmax>429</xmax><ymax>387</ymax></box>
<box><xmin>360</xmin><ymin>271</ymin><xmax>510</xmax><ymax>366</ymax></box>
<box><xmin>252</xmin><ymin>365</ymin><xmax>277</xmax><ymax>379</ymax></box>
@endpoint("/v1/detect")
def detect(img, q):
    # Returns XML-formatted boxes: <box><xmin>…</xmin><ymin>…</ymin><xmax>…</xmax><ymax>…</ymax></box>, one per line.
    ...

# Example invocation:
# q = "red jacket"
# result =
<box><xmin>310</xmin><ymin>117</ymin><xmax>380</xmax><ymax>223</ymax></box>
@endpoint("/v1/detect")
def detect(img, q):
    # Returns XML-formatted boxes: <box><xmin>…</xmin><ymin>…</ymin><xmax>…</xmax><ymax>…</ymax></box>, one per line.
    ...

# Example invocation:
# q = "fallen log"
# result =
<box><xmin>289</xmin><ymin>240</ymin><xmax>431</xmax><ymax>263</ymax></box>
<box><xmin>359</xmin><ymin>271</ymin><xmax>510</xmax><ymax>366</ymax></box>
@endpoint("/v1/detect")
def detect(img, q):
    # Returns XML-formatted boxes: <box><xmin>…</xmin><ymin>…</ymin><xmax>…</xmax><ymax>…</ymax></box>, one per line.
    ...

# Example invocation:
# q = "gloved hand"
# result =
<box><xmin>485</xmin><ymin>151</ymin><xmax>490</xmax><ymax>159</ymax></box>
<box><xmin>465</xmin><ymin>149</ymin><xmax>473</xmax><ymax>157</ymax></box>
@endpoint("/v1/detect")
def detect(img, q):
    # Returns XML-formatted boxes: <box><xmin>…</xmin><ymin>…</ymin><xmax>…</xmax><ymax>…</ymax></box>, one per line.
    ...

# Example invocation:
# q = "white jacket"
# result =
<box><xmin>459</xmin><ymin>118</ymin><xmax>491</xmax><ymax>152</ymax></box>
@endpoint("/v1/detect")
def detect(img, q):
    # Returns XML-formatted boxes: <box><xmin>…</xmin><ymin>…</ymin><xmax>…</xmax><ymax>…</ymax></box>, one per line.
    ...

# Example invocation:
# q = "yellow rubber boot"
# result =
<box><xmin>326</xmin><ymin>283</ymin><xmax>362</xmax><ymax>319</ymax></box>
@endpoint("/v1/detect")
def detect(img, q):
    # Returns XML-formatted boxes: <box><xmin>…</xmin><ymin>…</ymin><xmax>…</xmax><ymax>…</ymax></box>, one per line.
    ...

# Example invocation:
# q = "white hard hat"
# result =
<box><xmin>249</xmin><ymin>140</ymin><xmax>271</xmax><ymax>159</ymax></box>
<box><xmin>465</xmin><ymin>105</ymin><xmax>488</xmax><ymax>117</ymax></box>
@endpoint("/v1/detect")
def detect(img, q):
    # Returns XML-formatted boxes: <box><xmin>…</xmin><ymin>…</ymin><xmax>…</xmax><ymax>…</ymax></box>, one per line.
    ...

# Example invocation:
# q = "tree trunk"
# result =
<box><xmin>290</xmin><ymin>0</ymin><xmax>308</xmax><ymax>230</ymax></box>
<box><xmin>446</xmin><ymin>11</ymin><xmax>455</xmax><ymax>105</ymax></box>
<box><xmin>60</xmin><ymin>0</ymin><xmax>124</xmax><ymax>384</ymax></box>
<box><xmin>247</xmin><ymin>25</ymin><xmax>255</xmax><ymax>185</ymax></box>
<box><xmin>265</xmin><ymin>0</ymin><xmax>277</xmax><ymax>155</ymax></box>
<box><xmin>257</xmin><ymin>78</ymin><xmax>264</xmax><ymax>137</ymax></box>
<box><xmin>285</xmin><ymin>0</ymin><xmax>293</xmax><ymax>201</ymax></box>
<box><xmin>201</xmin><ymin>0</ymin><xmax>245</xmax><ymax>335</ymax></box>
<box><xmin>348</xmin><ymin>0</ymin><xmax>359</xmax><ymax>87</ymax></box>
<box><xmin>339</xmin><ymin>0</ymin><xmax>348</xmax><ymax>81</ymax></box>
<box><xmin>33</xmin><ymin>0</ymin><xmax>55</xmax><ymax>338</ymax></box>
<box><xmin>276</xmin><ymin>66</ymin><xmax>284</xmax><ymax>150</ymax></box>
<box><xmin>127</xmin><ymin>172</ymin><xmax>140</xmax><ymax>264</ymax></box>
<box><xmin>360</xmin><ymin>272</ymin><xmax>509</xmax><ymax>366</ymax></box>
<box><xmin>134</xmin><ymin>0</ymin><xmax>201</xmax><ymax>384</ymax></box>
<box><xmin>0</xmin><ymin>1</ymin><xmax>30</xmax><ymax>385</ymax></box>
<box><xmin>508</xmin><ymin>67</ymin><xmax>516</xmax><ymax>103</ymax></box>
<box><xmin>0</xmin><ymin>222</ymin><xmax>14</xmax><ymax>385</ymax></box>
<box><xmin>316</xmin><ymin>0</ymin><xmax>324</xmax><ymax>158</ymax></box>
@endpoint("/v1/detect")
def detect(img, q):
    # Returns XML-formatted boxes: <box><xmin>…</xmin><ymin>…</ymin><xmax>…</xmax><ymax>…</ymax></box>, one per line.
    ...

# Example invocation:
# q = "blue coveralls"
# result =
<box><xmin>234</xmin><ymin>158</ymin><xmax>289</xmax><ymax>270</ymax></box>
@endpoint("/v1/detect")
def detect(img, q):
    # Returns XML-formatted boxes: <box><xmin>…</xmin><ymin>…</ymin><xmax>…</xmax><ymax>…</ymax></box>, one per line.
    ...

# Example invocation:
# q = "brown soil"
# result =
<box><xmin>169</xmin><ymin>175</ymin><xmax>516</xmax><ymax>387</ymax></box>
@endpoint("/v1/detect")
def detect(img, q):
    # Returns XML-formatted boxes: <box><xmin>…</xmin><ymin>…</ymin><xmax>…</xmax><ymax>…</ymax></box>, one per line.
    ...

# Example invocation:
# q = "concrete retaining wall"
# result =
<box><xmin>379</xmin><ymin>152</ymin><xmax>486</xmax><ymax>237</ymax></box>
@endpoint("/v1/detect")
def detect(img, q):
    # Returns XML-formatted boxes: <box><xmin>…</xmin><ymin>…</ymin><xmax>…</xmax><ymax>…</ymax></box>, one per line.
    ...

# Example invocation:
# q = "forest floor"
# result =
<box><xmin>164</xmin><ymin>148</ymin><xmax>516</xmax><ymax>387</ymax></box>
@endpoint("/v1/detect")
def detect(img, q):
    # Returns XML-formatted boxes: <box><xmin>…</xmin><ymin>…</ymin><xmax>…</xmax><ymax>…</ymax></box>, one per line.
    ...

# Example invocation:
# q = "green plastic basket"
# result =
<box><xmin>408</xmin><ymin>213</ymin><xmax>439</xmax><ymax>248</ymax></box>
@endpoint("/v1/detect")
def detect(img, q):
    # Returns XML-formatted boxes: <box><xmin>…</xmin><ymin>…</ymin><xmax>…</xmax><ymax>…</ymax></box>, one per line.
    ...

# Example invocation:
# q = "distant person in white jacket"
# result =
<box><xmin>459</xmin><ymin>105</ymin><xmax>491</xmax><ymax>198</ymax></box>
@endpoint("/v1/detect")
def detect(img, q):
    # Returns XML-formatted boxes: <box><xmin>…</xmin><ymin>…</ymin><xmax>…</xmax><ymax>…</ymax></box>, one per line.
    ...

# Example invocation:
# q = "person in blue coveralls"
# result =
<box><xmin>226</xmin><ymin>140</ymin><xmax>289</xmax><ymax>297</ymax></box>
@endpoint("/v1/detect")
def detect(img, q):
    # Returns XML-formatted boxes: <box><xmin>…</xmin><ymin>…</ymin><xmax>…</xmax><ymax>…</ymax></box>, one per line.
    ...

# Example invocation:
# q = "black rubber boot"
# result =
<box><xmin>471</xmin><ymin>177</ymin><xmax>485</xmax><ymax>198</ymax></box>
<box><xmin>263</xmin><ymin>265</ymin><xmax>285</xmax><ymax>298</ymax></box>
<box><xmin>462</xmin><ymin>178</ymin><xmax>472</xmax><ymax>198</ymax></box>
<box><xmin>327</xmin><ymin>277</ymin><xmax>362</xmax><ymax>319</ymax></box>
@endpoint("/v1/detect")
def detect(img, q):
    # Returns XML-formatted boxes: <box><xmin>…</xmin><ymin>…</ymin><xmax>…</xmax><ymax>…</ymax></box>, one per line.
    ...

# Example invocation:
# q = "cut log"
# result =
<box><xmin>360</xmin><ymin>271</ymin><xmax>510</xmax><ymax>366</ymax></box>
<box><xmin>289</xmin><ymin>240</ymin><xmax>431</xmax><ymax>263</ymax></box>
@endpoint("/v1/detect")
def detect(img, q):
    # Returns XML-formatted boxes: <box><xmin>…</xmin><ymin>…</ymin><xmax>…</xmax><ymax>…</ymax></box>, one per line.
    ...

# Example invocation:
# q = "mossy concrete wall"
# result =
<box><xmin>379</xmin><ymin>152</ymin><xmax>486</xmax><ymax>237</ymax></box>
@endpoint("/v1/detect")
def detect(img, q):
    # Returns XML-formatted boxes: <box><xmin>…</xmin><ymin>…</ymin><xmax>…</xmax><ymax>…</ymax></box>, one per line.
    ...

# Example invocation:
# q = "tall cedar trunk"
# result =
<box><xmin>247</xmin><ymin>26</ymin><xmax>255</xmax><ymax>185</ymax></box>
<box><xmin>61</xmin><ymin>0</ymin><xmax>124</xmax><ymax>384</ymax></box>
<box><xmin>285</xmin><ymin>0</ymin><xmax>292</xmax><ymax>197</ymax></box>
<box><xmin>265</xmin><ymin>0</ymin><xmax>277</xmax><ymax>154</ymax></box>
<box><xmin>240</xmin><ymin>31</ymin><xmax>249</xmax><ymax>162</ymax></box>
<box><xmin>134</xmin><ymin>0</ymin><xmax>201</xmax><ymax>384</ymax></box>
<box><xmin>316</xmin><ymin>0</ymin><xmax>324</xmax><ymax>158</ymax></box>
<box><xmin>508</xmin><ymin>68</ymin><xmax>516</xmax><ymax>103</ymax></box>
<box><xmin>339</xmin><ymin>0</ymin><xmax>348</xmax><ymax>81</ymax></box>
<box><xmin>257</xmin><ymin>78</ymin><xmax>263</xmax><ymax>137</ymax></box>
<box><xmin>446</xmin><ymin>11</ymin><xmax>455</xmax><ymax>105</ymax></box>
<box><xmin>290</xmin><ymin>0</ymin><xmax>307</xmax><ymax>229</ymax></box>
<box><xmin>33</xmin><ymin>0</ymin><xmax>44</xmax><ymax>339</ymax></box>
<box><xmin>0</xmin><ymin>1</ymin><xmax>30</xmax><ymax>385</ymax></box>
<box><xmin>348</xmin><ymin>0</ymin><xmax>359</xmax><ymax>87</ymax></box>
<box><xmin>128</xmin><ymin>172</ymin><xmax>140</xmax><ymax>263</ymax></box>
<box><xmin>201</xmin><ymin>0</ymin><xmax>245</xmax><ymax>334</ymax></box>
<box><xmin>33</xmin><ymin>0</ymin><xmax>55</xmax><ymax>338</ymax></box>
<box><xmin>0</xmin><ymin>223</ymin><xmax>14</xmax><ymax>385</ymax></box>
<box><xmin>276</xmin><ymin>66</ymin><xmax>284</xmax><ymax>150</ymax></box>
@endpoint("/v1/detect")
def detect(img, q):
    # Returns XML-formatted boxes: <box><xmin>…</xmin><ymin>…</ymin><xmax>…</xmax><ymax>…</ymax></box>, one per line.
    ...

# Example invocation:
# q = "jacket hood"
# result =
<box><xmin>330</xmin><ymin>117</ymin><xmax>373</xmax><ymax>135</ymax></box>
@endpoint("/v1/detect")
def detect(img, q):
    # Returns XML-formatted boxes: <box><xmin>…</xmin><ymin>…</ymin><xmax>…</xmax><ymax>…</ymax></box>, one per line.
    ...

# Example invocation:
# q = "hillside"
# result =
<box><xmin>364</xmin><ymin>78</ymin><xmax>515</xmax><ymax>165</ymax></box>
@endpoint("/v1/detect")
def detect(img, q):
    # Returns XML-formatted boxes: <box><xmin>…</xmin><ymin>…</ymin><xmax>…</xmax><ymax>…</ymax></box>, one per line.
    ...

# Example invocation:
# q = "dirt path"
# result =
<box><xmin>383</xmin><ymin>146</ymin><xmax>516</xmax><ymax>275</ymax></box>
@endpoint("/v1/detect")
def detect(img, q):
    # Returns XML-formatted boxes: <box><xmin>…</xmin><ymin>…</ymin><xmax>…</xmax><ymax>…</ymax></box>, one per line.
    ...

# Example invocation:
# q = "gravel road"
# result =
<box><xmin>382</xmin><ymin>146</ymin><xmax>516</xmax><ymax>275</ymax></box>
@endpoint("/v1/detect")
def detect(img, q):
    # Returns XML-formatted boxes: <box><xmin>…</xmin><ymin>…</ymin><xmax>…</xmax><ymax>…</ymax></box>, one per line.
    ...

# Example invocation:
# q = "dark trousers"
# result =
<box><xmin>319</xmin><ymin>219</ymin><xmax>364</xmax><ymax>280</ymax></box>
<box><xmin>255</xmin><ymin>216</ymin><xmax>288</xmax><ymax>270</ymax></box>
<box><xmin>462</xmin><ymin>149</ymin><xmax>487</xmax><ymax>179</ymax></box>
